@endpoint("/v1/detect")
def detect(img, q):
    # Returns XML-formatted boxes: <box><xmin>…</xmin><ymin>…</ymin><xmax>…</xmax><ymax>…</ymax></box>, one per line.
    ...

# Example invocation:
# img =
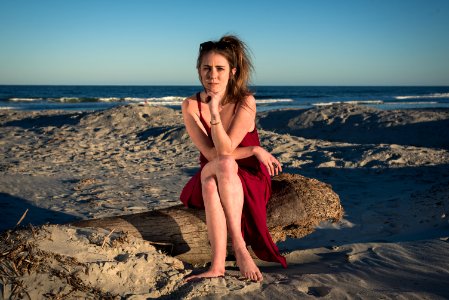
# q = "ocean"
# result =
<box><xmin>1</xmin><ymin>85</ymin><xmax>449</xmax><ymax>112</ymax></box>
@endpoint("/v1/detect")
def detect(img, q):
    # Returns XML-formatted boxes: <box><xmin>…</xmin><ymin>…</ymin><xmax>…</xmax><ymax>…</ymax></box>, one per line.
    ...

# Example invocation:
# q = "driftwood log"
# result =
<box><xmin>73</xmin><ymin>173</ymin><xmax>343</xmax><ymax>265</ymax></box>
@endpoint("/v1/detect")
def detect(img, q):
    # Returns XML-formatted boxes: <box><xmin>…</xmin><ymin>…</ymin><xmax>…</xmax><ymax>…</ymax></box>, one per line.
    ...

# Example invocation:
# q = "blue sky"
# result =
<box><xmin>1</xmin><ymin>0</ymin><xmax>448</xmax><ymax>86</ymax></box>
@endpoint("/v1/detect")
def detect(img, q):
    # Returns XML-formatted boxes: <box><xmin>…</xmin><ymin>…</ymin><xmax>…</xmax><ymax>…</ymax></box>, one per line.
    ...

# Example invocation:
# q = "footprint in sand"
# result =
<box><xmin>297</xmin><ymin>284</ymin><xmax>332</xmax><ymax>298</ymax></box>
<box><xmin>306</xmin><ymin>286</ymin><xmax>332</xmax><ymax>297</ymax></box>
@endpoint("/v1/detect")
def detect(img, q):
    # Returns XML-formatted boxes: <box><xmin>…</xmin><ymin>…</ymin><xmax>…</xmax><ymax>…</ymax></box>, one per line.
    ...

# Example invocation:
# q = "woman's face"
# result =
<box><xmin>199</xmin><ymin>51</ymin><xmax>235</xmax><ymax>94</ymax></box>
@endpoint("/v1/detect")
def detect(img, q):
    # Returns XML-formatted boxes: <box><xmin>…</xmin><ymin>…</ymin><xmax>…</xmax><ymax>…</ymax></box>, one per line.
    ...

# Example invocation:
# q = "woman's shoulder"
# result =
<box><xmin>237</xmin><ymin>94</ymin><xmax>256</xmax><ymax>114</ymax></box>
<box><xmin>243</xmin><ymin>94</ymin><xmax>256</xmax><ymax>105</ymax></box>
<box><xmin>182</xmin><ymin>94</ymin><xmax>199</xmax><ymax>111</ymax></box>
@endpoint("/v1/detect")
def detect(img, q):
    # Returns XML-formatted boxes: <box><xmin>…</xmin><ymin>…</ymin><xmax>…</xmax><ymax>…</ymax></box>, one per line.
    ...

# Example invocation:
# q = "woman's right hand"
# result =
<box><xmin>205</xmin><ymin>90</ymin><xmax>225</xmax><ymax>115</ymax></box>
<box><xmin>253</xmin><ymin>146</ymin><xmax>282</xmax><ymax>176</ymax></box>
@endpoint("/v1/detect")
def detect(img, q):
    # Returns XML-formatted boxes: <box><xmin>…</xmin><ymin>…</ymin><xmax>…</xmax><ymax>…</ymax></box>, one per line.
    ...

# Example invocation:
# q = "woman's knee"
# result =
<box><xmin>201</xmin><ymin>175</ymin><xmax>217</xmax><ymax>195</ymax></box>
<box><xmin>216</xmin><ymin>155</ymin><xmax>238</xmax><ymax>177</ymax></box>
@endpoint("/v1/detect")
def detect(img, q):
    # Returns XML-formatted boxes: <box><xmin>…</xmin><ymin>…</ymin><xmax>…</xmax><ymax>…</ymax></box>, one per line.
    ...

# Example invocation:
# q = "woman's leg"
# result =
<box><xmin>184</xmin><ymin>160</ymin><xmax>227</xmax><ymax>281</ymax></box>
<box><xmin>214</xmin><ymin>156</ymin><xmax>263</xmax><ymax>282</ymax></box>
<box><xmin>185</xmin><ymin>156</ymin><xmax>262</xmax><ymax>282</ymax></box>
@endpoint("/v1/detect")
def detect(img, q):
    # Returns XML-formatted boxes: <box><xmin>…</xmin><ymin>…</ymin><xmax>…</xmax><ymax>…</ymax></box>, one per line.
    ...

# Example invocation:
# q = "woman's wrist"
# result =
<box><xmin>210</xmin><ymin>113</ymin><xmax>221</xmax><ymax>125</ymax></box>
<box><xmin>251</xmin><ymin>146</ymin><xmax>260</xmax><ymax>155</ymax></box>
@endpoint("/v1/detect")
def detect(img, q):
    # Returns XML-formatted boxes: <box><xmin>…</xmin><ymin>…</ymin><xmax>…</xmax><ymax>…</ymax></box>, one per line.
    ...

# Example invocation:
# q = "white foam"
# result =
<box><xmin>139</xmin><ymin>100</ymin><xmax>183</xmax><ymax>106</ymax></box>
<box><xmin>125</xmin><ymin>96</ymin><xmax>185</xmax><ymax>104</ymax></box>
<box><xmin>59</xmin><ymin>97</ymin><xmax>82</xmax><ymax>103</ymax></box>
<box><xmin>345</xmin><ymin>100</ymin><xmax>383</xmax><ymax>105</ymax></box>
<box><xmin>255</xmin><ymin>99</ymin><xmax>293</xmax><ymax>104</ymax></box>
<box><xmin>9</xmin><ymin>98</ymin><xmax>42</xmax><ymax>102</ymax></box>
<box><xmin>98</xmin><ymin>97</ymin><xmax>121</xmax><ymax>102</ymax></box>
<box><xmin>312</xmin><ymin>102</ymin><xmax>341</xmax><ymax>106</ymax></box>
<box><xmin>383</xmin><ymin>101</ymin><xmax>439</xmax><ymax>105</ymax></box>
<box><xmin>313</xmin><ymin>100</ymin><xmax>384</xmax><ymax>106</ymax></box>
<box><xmin>395</xmin><ymin>93</ymin><xmax>449</xmax><ymax>100</ymax></box>
<box><xmin>124</xmin><ymin>97</ymin><xmax>143</xmax><ymax>102</ymax></box>
<box><xmin>136</xmin><ymin>97</ymin><xmax>293</xmax><ymax>107</ymax></box>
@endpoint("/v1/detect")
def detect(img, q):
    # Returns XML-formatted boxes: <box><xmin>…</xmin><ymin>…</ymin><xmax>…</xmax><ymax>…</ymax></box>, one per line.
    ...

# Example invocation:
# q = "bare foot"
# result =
<box><xmin>183</xmin><ymin>268</ymin><xmax>225</xmax><ymax>282</ymax></box>
<box><xmin>234</xmin><ymin>247</ymin><xmax>263</xmax><ymax>282</ymax></box>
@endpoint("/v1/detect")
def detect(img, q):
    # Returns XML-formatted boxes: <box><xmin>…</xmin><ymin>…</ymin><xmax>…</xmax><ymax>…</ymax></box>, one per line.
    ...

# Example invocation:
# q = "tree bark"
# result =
<box><xmin>72</xmin><ymin>173</ymin><xmax>343</xmax><ymax>265</ymax></box>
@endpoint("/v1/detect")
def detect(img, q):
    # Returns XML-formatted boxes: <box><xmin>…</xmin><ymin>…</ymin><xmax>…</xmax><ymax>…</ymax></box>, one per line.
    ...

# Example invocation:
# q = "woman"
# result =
<box><xmin>180</xmin><ymin>35</ymin><xmax>287</xmax><ymax>282</ymax></box>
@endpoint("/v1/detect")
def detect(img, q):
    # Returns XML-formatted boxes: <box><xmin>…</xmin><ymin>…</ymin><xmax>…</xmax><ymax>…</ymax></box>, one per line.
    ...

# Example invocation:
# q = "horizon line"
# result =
<box><xmin>1</xmin><ymin>84</ymin><xmax>449</xmax><ymax>87</ymax></box>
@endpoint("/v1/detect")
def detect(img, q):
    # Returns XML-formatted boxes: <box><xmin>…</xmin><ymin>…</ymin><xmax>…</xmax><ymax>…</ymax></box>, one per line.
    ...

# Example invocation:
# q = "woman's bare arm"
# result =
<box><xmin>209</xmin><ymin>95</ymin><xmax>256</xmax><ymax>156</ymax></box>
<box><xmin>182</xmin><ymin>95</ymin><xmax>282</xmax><ymax>175</ymax></box>
<box><xmin>182</xmin><ymin>97</ymin><xmax>216</xmax><ymax>160</ymax></box>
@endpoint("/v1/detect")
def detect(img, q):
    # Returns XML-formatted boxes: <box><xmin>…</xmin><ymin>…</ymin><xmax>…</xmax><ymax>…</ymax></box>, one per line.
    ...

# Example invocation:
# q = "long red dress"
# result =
<box><xmin>180</xmin><ymin>93</ymin><xmax>287</xmax><ymax>268</ymax></box>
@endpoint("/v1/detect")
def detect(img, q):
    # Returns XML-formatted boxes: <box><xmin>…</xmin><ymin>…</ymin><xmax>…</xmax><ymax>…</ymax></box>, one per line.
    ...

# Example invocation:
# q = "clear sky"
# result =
<box><xmin>1</xmin><ymin>0</ymin><xmax>448</xmax><ymax>86</ymax></box>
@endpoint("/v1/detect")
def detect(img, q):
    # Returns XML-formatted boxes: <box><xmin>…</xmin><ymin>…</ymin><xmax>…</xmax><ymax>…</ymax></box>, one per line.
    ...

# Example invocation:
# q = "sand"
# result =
<box><xmin>1</xmin><ymin>103</ymin><xmax>449</xmax><ymax>299</ymax></box>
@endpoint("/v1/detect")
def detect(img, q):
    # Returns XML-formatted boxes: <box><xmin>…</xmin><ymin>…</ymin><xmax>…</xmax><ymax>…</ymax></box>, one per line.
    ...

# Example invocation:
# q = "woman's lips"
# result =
<box><xmin>206</xmin><ymin>83</ymin><xmax>220</xmax><ymax>90</ymax></box>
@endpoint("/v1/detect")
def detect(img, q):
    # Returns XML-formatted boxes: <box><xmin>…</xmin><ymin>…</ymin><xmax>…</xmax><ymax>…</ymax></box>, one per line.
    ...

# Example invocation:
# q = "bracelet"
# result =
<box><xmin>210</xmin><ymin>120</ymin><xmax>221</xmax><ymax>126</ymax></box>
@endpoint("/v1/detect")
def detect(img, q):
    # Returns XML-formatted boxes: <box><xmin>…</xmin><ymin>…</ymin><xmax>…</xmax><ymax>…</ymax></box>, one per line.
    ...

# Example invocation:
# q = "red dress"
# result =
<box><xmin>180</xmin><ymin>93</ymin><xmax>287</xmax><ymax>268</ymax></box>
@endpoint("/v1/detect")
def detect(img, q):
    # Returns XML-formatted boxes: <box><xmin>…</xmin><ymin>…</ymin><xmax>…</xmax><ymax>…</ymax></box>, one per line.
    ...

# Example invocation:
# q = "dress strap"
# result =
<box><xmin>196</xmin><ymin>92</ymin><xmax>211</xmax><ymax>134</ymax></box>
<box><xmin>196</xmin><ymin>92</ymin><xmax>202</xmax><ymax>118</ymax></box>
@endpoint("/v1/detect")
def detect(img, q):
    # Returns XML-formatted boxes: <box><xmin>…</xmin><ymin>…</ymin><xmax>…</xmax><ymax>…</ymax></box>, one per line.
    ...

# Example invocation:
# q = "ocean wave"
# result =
<box><xmin>255</xmin><ymin>99</ymin><xmax>293</xmax><ymax>104</ymax></box>
<box><xmin>127</xmin><ymin>96</ymin><xmax>185</xmax><ymax>104</ymax></box>
<box><xmin>138</xmin><ymin>100</ymin><xmax>183</xmax><ymax>106</ymax></box>
<box><xmin>7</xmin><ymin>96</ymin><xmax>294</xmax><ymax>107</ymax></box>
<box><xmin>54</xmin><ymin>97</ymin><xmax>121</xmax><ymax>103</ymax></box>
<box><xmin>313</xmin><ymin>100</ymin><xmax>383</xmax><ymax>106</ymax></box>
<box><xmin>383</xmin><ymin>101</ymin><xmax>439</xmax><ymax>105</ymax></box>
<box><xmin>8</xmin><ymin>96</ymin><xmax>185</xmax><ymax>104</ymax></box>
<box><xmin>9</xmin><ymin>98</ymin><xmax>43</xmax><ymax>102</ymax></box>
<box><xmin>395</xmin><ymin>93</ymin><xmax>449</xmax><ymax>100</ymax></box>
<box><xmin>137</xmin><ymin>98</ymin><xmax>294</xmax><ymax>106</ymax></box>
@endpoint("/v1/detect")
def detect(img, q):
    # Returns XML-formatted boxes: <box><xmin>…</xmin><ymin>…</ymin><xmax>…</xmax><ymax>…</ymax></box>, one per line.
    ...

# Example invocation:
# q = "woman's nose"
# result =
<box><xmin>209</xmin><ymin>68</ymin><xmax>217</xmax><ymax>79</ymax></box>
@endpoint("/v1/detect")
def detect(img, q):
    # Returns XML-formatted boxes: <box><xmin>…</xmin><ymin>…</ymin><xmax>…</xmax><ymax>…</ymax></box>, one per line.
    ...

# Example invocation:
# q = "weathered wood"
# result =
<box><xmin>72</xmin><ymin>173</ymin><xmax>343</xmax><ymax>265</ymax></box>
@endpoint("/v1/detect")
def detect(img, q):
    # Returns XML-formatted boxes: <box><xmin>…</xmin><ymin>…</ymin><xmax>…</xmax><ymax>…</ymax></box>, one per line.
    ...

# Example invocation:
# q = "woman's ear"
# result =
<box><xmin>231</xmin><ymin>68</ymin><xmax>237</xmax><ymax>76</ymax></box>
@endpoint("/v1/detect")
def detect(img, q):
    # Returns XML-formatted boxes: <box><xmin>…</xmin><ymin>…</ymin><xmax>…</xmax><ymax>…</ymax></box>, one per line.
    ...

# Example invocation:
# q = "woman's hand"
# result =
<box><xmin>205</xmin><ymin>90</ymin><xmax>225</xmax><ymax>115</ymax></box>
<box><xmin>253</xmin><ymin>146</ymin><xmax>282</xmax><ymax>176</ymax></box>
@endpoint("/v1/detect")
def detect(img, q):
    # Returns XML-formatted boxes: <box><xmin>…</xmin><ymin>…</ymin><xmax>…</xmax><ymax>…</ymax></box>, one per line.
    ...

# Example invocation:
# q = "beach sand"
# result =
<box><xmin>1</xmin><ymin>103</ymin><xmax>449</xmax><ymax>299</ymax></box>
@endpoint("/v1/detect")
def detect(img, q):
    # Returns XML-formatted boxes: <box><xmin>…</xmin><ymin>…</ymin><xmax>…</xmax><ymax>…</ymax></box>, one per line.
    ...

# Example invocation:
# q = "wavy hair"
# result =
<box><xmin>197</xmin><ymin>35</ymin><xmax>254</xmax><ymax>105</ymax></box>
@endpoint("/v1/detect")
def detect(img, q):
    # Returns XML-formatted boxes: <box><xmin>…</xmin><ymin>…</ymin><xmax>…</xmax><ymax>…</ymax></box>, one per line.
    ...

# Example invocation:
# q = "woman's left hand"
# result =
<box><xmin>253</xmin><ymin>146</ymin><xmax>282</xmax><ymax>176</ymax></box>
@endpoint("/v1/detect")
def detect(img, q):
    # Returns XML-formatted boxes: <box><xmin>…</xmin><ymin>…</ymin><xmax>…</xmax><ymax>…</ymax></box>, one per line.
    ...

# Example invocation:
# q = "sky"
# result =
<box><xmin>1</xmin><ymin>0</ymin><xmax>448</xmax><ymax>86</ymax></box>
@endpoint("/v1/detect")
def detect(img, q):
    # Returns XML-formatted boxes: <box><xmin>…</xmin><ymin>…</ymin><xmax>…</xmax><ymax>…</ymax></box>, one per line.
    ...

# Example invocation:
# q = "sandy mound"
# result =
<box><xmin>0</xmin><ymin>225</ymin><xmax>265</xmax><ymax>299</ymax></box>
<box><xmin>258</xmin><ymin>128</ymin><xmax>449</xmax><ymax>169</ymax></box>
<box><xmin>0</xmin><ymin>225</ymin><xmax>186</xmax><ymax>298</ymax></box>
<box><xmin>257</xmin><ymin>104</ymin><xmax>449</xmax><ymax>149</ymax></box>
<box><xmin>0</xmin><ymin>105</ymin><xmax>197</xmax><ymax>230</ymax></box>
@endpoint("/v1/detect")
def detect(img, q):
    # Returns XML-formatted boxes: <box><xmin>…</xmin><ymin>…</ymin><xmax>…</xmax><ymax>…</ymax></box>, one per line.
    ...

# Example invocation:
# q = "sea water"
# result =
<box><xmin>1</xmin><ymin>85</ymin><xmax>449</xmax><ymax>112</ymax></box>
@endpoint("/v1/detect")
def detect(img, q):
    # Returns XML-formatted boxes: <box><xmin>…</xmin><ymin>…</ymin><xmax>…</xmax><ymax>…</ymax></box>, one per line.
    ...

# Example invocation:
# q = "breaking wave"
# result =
<box><xmin>395</xmin><ymin>93</ymin><xmax>449</xmax><ymax>100</ymax></box>
<box><xmin>312</xmin><ymin>100</ymin><xmax>384</xmax><ymax>106</ymax></box>
<box><xmin>8</xmin><ymin>96</ymin><xmax>294</xmax><ymax>106</ymax></box>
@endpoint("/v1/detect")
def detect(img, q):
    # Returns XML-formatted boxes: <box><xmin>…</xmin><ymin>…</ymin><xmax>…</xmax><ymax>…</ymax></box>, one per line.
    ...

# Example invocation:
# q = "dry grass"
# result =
<box><xmin>0</xmin><ymin>225</ymin><xmax>119</xmax><ymax>299</ymax></box>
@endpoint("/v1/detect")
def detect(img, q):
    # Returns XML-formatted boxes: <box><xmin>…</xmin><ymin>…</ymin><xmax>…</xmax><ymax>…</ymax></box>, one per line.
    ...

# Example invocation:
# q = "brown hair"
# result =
<box><xmin>197</xmin><ymin>35</ymin><xmax>253</xmax><ymax>105</ymax></box>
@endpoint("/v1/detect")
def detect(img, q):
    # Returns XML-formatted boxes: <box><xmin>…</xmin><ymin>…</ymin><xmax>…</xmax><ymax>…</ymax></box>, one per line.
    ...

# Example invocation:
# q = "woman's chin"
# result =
<box><xmin>205</xmin><ymin>85</ymin><xmax>222</xmax><ymax>93</ymax></box>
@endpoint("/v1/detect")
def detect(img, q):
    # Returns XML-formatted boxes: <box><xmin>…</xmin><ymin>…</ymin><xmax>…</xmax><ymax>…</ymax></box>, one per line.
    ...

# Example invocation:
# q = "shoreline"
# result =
<box><xmin>2</xmin><ymin>85</ymin><xmax>449</xmax><ymax>112</ymax></box>
<box><xmin>3</xmin><ymin>102</ymin><xmax>449</xmax><ymax>113</ymax></box>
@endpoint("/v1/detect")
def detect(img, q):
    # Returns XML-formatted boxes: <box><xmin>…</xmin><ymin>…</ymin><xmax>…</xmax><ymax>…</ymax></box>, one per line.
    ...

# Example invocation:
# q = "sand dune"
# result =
<box><xmin>1</xmin><ymin>104</ymin><xmax>449</xmax><ymax>298</ymax></box>
<box><xmin>258</xmin><ymin>104</ymin><xmax>449</xmax><ymax>149</ymax></box>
